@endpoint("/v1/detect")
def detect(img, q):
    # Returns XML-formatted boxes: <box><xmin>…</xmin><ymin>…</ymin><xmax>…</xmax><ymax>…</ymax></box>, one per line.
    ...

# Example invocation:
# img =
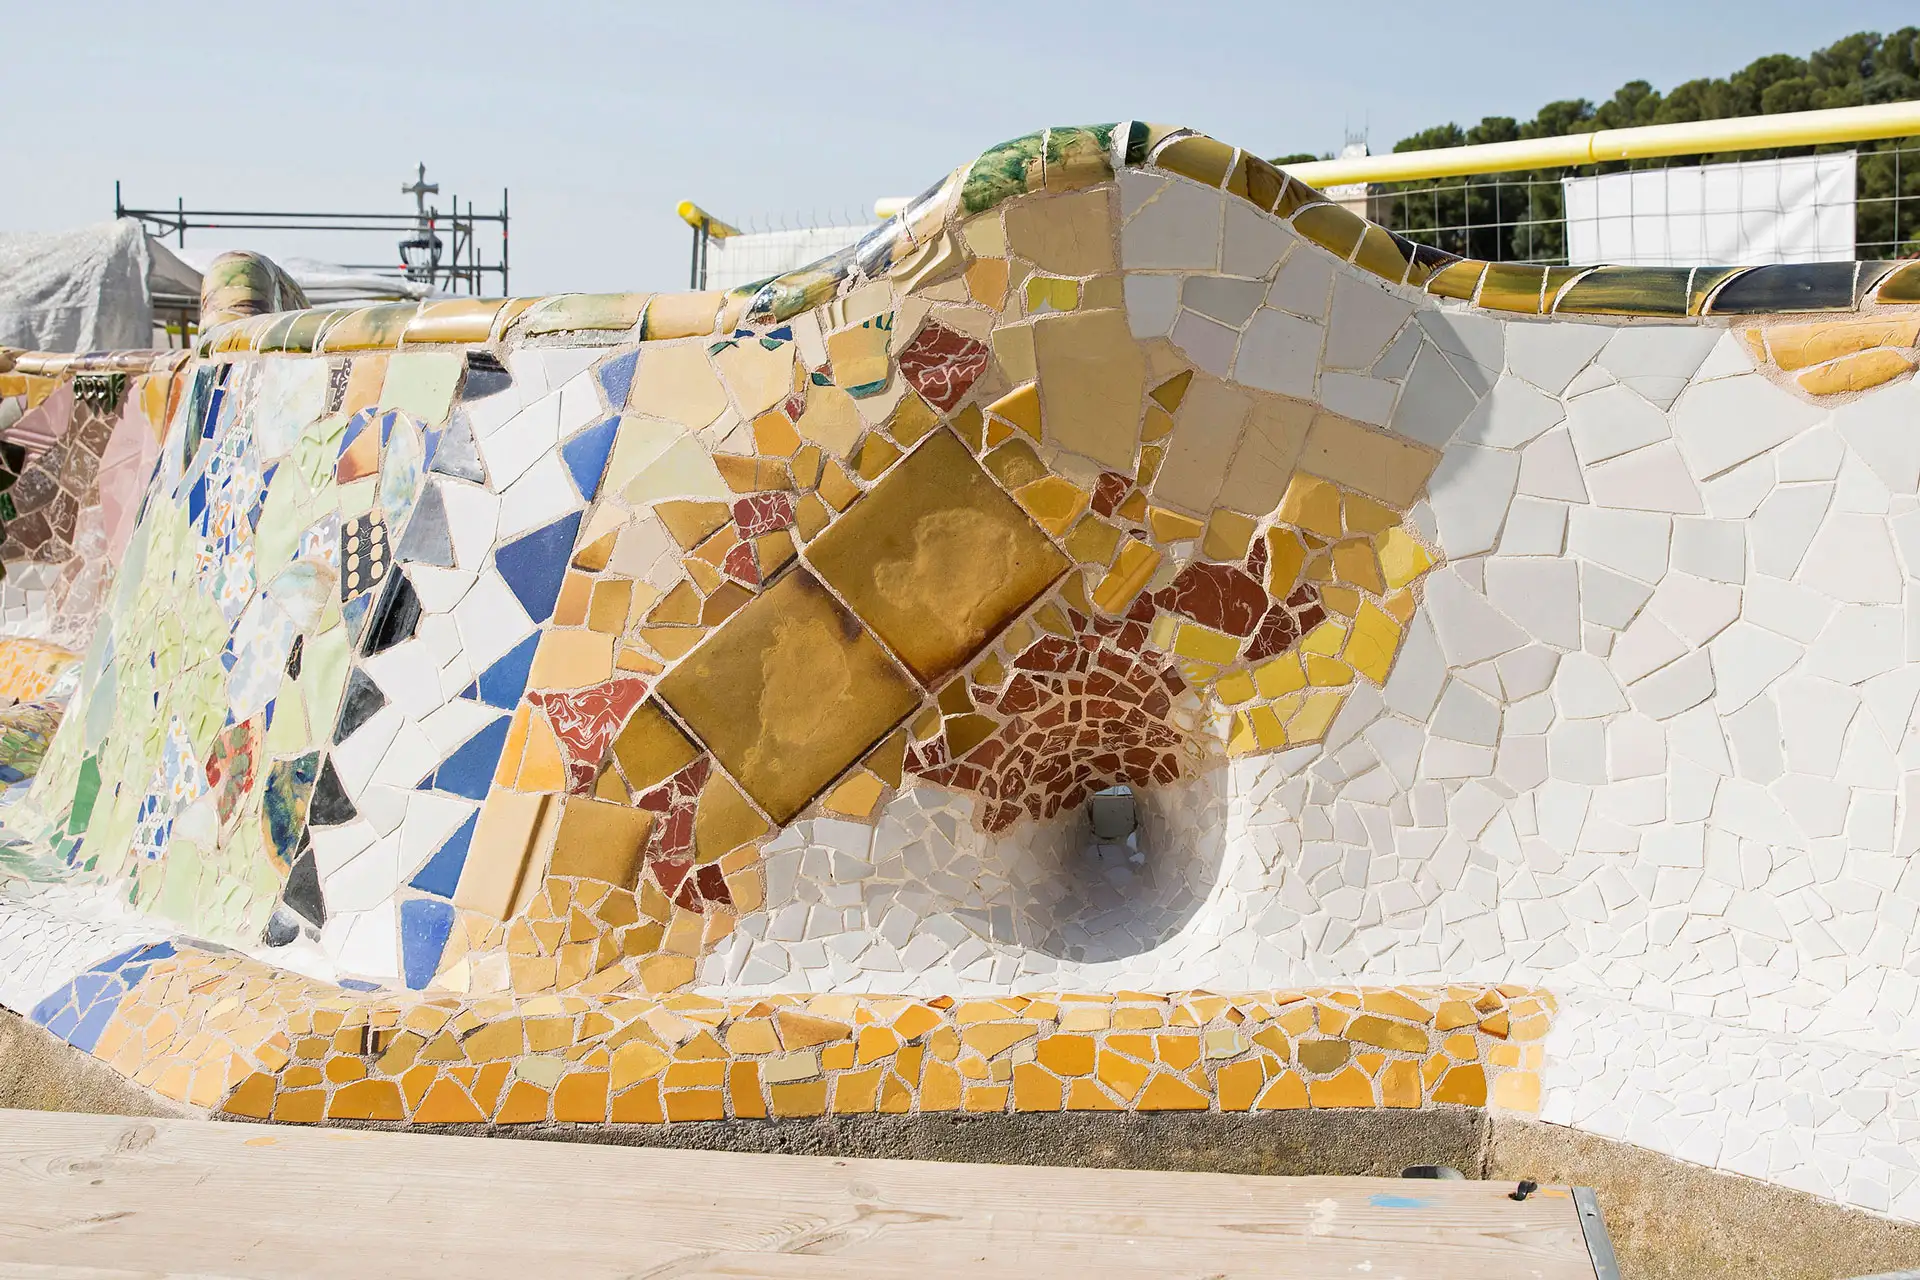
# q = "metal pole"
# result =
<box><xmin>501</xmin><ymin>188</ymin><xmax>510</xmax><ymax>296</ymax></box>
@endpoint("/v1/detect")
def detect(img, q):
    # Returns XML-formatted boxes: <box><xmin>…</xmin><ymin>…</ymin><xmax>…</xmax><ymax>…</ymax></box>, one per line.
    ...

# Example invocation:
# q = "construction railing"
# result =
<box><xmin>1277</xmin><ymin>102</ymin><xmax>1920</xmax><ymax>267</ymax></box>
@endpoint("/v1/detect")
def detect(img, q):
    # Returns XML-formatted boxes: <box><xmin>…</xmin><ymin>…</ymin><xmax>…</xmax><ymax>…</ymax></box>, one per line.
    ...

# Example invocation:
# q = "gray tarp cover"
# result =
<box><xmin>0</xmin><ymin>218</ymin><xmax>152</xmax><ymax>353</ymax></box>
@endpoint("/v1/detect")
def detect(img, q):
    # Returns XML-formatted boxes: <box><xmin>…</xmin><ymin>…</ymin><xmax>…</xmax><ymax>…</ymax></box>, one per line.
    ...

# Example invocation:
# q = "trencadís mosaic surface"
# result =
<box><xmin>5</xmin><ymin>123</ymin><xmax>1920</xmax><ymax>1221</ymax></box>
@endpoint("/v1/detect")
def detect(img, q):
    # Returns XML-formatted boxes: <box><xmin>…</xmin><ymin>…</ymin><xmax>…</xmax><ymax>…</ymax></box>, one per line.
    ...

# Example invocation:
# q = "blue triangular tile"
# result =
<box><xmin>410</xmin><ymin>809</ymin><xmax>478</xmax><ymax>898</ymax></box>
<box><xmin>400</xmin><ymin>898</ymin><xmax>457</xmax><ymax>990</ymax></box>
<box><xmin>493</xmin><ymin>511</ymin><xmax>581</xmax><ymax>623</ymax></box>
<box><xmin>596</xmin><ymin>350</ymin><xmax>638</xmax><ymax>411</ymax></box>
<box><xmin>560</xmin><ymin>415</ymin><xmax>619</xmax><ymax>501</ymax></box>
<box><xmin>339</xmin><ymin>407</ymin><xmax>379</xmax><ymax>459</ymax></box>
<box><xmin>432</xmin><ymin>715</ymin><xmax>511</xmax><ymax>801</ymax></box>
<box><xmin>475</xmin><ymin>632</ymin><xmax>540</xmax><ymax>709</ymax></box>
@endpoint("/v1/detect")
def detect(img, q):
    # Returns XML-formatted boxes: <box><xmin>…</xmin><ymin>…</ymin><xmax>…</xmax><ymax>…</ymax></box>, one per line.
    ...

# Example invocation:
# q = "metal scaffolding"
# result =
<box><xmin>114</xmin><ymin>166</ymin><xmax>510</xmax><ymax>298</ymax></box>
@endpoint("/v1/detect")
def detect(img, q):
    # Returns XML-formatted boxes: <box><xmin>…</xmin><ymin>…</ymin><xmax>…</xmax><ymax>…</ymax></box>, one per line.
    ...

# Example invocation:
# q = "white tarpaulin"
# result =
<box><xmin>1563</xmin><ymin>152</ymin><xmax>1856</xmax><ymax>266</ymax></box>
<box><xmin>0</xmin><ymin>218</ymin><xmax>154</xmax><ymax>353</ymax></box>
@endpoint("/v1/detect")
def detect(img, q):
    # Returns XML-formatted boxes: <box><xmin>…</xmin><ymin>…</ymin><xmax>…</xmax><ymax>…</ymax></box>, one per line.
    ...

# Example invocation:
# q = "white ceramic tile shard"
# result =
<box><xmin>1389</xmin><ymin>342</ymin><xmax>1482</xmax><ymax>448</ymax></box>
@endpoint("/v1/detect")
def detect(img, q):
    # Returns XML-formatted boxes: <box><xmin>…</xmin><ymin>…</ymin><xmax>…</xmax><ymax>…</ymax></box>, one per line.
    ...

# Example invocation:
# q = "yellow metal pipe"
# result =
<box><xmin>1282</xmin><ymin>100</ymin><xmax>1920</xmax><ymax>186</ymax></box>
<box><xmin>674</xmin><ymin>201</ymin><xmax>742</xmax><ymax>239</ymax></box>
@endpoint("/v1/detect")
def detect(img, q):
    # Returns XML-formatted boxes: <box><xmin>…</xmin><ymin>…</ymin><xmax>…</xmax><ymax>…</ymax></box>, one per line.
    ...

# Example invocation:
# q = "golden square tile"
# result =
<box><xmin>805</xmin><ymin>429</ymin><xmax>1068</xmax><ymax>685</ymax></box>
<box><xmin>656</xmin><ymin>569</ymin><xmax>920</xmax><ymax>824</ymax></box>
<box><xmin>547</xmin><ymin>797</ymin><xmax>654</xmax><ymax>890</ymax></box>
<box><xmin>609</xmin><ymin>700</ymin><xmax>700</xmax><ymax>792</ymax></box>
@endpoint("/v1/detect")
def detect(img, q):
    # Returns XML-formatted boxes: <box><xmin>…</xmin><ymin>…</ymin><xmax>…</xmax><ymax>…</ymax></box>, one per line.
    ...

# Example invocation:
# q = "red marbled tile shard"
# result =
<box><xmin>695</xmin><ymin>863</ymin><xmax>732</xmax><ymax>906</ymax></box>
<box><xmin>1160</xmin><ymin>562</ymin><xmax>1267</xmax><ymax>636</ymax></box>
<box><xmin>732</xmin><ymin>493</ymin><xmax>793</xmax><ymax>538</ymax></box>
<box><xmin>721</xmin><ymin>540</ymin><xmax>760</xmax><ymax>586</ymax></box>
<box><xmin>1243</xmin><ymin>606</ymin><xmax>1301</xmax><ymax>662</ymax></box>
<box><xmin>896</xmin><ymin>321</ymin><xmax>991</xmax><ymax>412</ymax></box>
<box><xmin>658</xmin><ymin>807</ymin><xmax>693</xmax><ymax>860</ymax></box>
<box><xmin>526</xmin><ymin>675</ymin><xmax>650</xmax><ymax>794</ymax></box>
<box><xmin>1091</xmin><ymin>472</ymin><xmax>1132</xmax><ymax>517</ymax></box>
<box><xmin>653</xmin><ymin>856</ymin><xmax>691</xmax><ymax>899</ymax></box>
<box><xmin>1014</xmin><ymin>637</ymin><xmax>1080</xmax><ymax>674</ymax></box>
<box><xmin>1246</xmin><ymin>536</ymin><xmax>1268</xmax><ymax>580</ymax></box>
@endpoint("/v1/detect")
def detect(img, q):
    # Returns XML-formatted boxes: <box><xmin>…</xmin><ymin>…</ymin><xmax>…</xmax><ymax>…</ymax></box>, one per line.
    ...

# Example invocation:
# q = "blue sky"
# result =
<box><xmin>3</xmin><ymin>2</ymin><xmax>1913</xmax><ymax>295</ymax></box>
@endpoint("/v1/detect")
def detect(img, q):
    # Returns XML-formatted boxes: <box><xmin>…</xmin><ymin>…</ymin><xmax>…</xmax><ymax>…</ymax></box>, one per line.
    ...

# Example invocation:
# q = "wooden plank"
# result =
<box><xmin>0</xmin><ymin>1109</ymin><xmax>1597</xmax><ymax>1279</ymax></box>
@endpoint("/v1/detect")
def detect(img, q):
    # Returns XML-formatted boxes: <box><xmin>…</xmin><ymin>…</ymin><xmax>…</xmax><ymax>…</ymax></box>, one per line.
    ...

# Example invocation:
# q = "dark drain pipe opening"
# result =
<box><xmin>1089</xmin><ymin>785</ymin><xmax>1138</xmax><ymax>842</ymax></box>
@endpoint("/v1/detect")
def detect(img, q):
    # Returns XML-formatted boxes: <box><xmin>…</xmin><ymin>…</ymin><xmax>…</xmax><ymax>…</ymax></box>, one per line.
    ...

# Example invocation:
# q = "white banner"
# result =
<box><xmin>1562</xmin><ymin>152</ymin><xmax>1855</xmax><ymax>266</ymax></box>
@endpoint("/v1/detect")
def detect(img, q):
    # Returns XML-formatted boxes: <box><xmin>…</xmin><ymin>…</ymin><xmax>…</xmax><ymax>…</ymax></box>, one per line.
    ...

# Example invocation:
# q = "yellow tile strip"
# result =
<box><xmin>88</xmin><ymin>948</ymin><xmax>1550</xmax><ymax>1124</ymax></box>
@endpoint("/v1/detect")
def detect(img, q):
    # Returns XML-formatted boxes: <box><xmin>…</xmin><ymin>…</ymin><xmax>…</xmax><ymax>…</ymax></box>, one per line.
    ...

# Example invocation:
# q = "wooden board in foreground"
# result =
<box><xmin>0</xmin><ymin>1109</ymin><xmax>1599</xmax><ymax>1279</ymax></box>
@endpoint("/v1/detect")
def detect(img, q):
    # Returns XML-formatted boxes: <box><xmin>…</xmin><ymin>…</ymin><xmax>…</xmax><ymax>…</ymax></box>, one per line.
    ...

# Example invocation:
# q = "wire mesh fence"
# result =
<box><xmin>701</xmin><ymin>216</ymin><xmax>877</xmax><ymax>294</ymax></box>
<box><xmin>1361</xmin><ymin>138</ymin><xmax>1920</xmax><ymax>266</ymax></box>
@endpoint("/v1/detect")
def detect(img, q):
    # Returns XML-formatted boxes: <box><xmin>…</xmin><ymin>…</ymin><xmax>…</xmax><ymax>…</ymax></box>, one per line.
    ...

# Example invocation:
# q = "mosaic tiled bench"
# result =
<box><xmin>3</xmin><ymin>123</ymin><xmax>1920</xmax><ymax>1219</ymax></box>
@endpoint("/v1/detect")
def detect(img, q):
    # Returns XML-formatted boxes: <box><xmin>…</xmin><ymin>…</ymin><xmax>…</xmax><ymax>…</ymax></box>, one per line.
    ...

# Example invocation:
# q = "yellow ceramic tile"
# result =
<box><xmin>821</xmin><ymin>769</ymin><xmax>887</xmax><ymax>818</ymax></box>
<box><xmin>1063</xmin><ymin>516</ymin><xmax>1122</xmax><ymax>567</ymax></box>
<box><xmin>826</xmin><ymin>318</ymin><xmax>893</xmax><ymax>394</ymax></box>
<box><xmin>1276</xmin><ymin>473</ymin><xmax>1343</xmax><ymax>538</ymax></box>
<box><xmin>1797</xmin><ymin>349</ymin><xmax>1916</xmax><ymax>396</ymax></box>
<box><xmin>630</xmin><ymin>343</ymin><xmax>728</xmax><ymax>428</ymax></box>
<box><xmin>1375</xmin><ymin>527</ymin><xmax>1434</xmax><ymax>590</ymax></box>
<box><xmin>657</xmin><ymin>570</ymin><xmax>918</xmax><ymax>824</ymax></box>
<box><xmin>1090</xmin><ymin>538</ymin><xmax>1161</xmax><ymax>614</ymax></box>
<box><xmin>1425</xmin><ymin>260</ymin><xmax>1486</xmax><ymax>301</ymax></box>
<box><xmin>1765</xmin><ymin>317</ymin><xmax>1919</xmax><ymax>370</ymax></box>
<box><xmin>1014</xmin><ymin>476</ymin><xmax>1090</xmax><ymax>536</ymax></box>
<box><xmin>1137</xmin><ymin>1071</ymin><xmax>1209</xmax><ymax>1111</ymax></box>
<box><xmin>453</xmin><ymin>790</ymin><xmax>553</xmax><ymax>920</ymax></box>
<box><xmin>805</xmin><ymin>429</ymin><xmax>1068</xmax><ymax>685</ymax></box>
<box><xmin>1173</xmin><ymin>623</ymin><xmax>1239</xmax><ymax>665</ymax></box>
<box><xmin>1341</xmin><ymin>603</ymin><xmax>1401</xmax><ymax>685</ymax></box>
<box><xmin>965</xmin><ymin>257</ymin><xmax>1009</xmax><ymax>308</ymax></box>
<box><xmin>546</xmin><ymin>798</ymin><xmax>652</xmax><ymax>890</ymax></box>
<box><xmin>609</xmin><ymin>701</ymin><xmax>700</xmax><ymax>793</ymax></box>
<box><xmin>1003</xmin><ymin>187</ymin><xmax>1115</xmax><ymax>276</ymax></box>
<box><xmin>522</xmin><ymin>294</ymin><xmax>650</xmax><ymax>336</ymax></box>
<box><xmin>1201</xmin><ymin>509</ymin><xmax>1256</xmax><ymax>562</ymax></box>
<box><xmin>1214</xmin><ymin>670</ymin><xmax>1257</xmax><ymax>705</ymax></box>
<box><xmin>653</xmin><ymin>501</ymin><xmax>731</xmax><ymax>550</ymax></box>
<box><xmin>639</xmin><ymin>292</ymin><xmax>722</xmax><ymax>341</ymax></box>
<box><xmin>692</xmin><ymin>772</ymin><xmax>771</xmax><ymax>863</ymax></box>
<box><xmin>1155</xmin><ymin>135</ymin><xmax>1235</xmax><ymax>188</ymax></box>
<box><xmin>753</xmin><ymin>410</ymin><xmax>802</xmax><ymax>458</ymax></box>
<box><xmin>1146</xmin><ymin>507</ymin><xmax>1205</xmax><ymax>541</ymax></box>
<box><xmin>1024</xmin><ymin>276</ymin><xmax>1080</xmax><ymax>315</ymax></box>
<box><xmin>795</xmin><ymin>383</ymin><xmax>864</xmax><ymax>457</ymax></box>
<box><xmin>1432</xmin><ymin>1065</ymin><xmax>1487</xmax><ymax>1106</ymax></box>
<box><xmin>1031</xmin><ymin>309</ymin><xmax>1144</xmax><ymax>470</ymax></box>
<box><xmin>986</xmin><ymin>383</ymin><xmax>1043</xmax><ymax>439</ymax></box>
<box><xmin>1307</xmin><ymin>1066</ymin><xmax>1375</xmax><ymax>1108</ymax></box>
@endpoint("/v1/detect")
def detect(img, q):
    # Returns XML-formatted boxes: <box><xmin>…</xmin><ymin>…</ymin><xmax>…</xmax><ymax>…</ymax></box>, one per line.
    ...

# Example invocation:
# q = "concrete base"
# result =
<box><xmin>1488</xmin><ymin>1116</ymin><xmax>1920</xmax><ymax>1280</ymax></box>
<box><xmin>0</xmin><ymin>1009</ymin><xmax>188</xmax><ymax>1120</ymax></box>
<box><xmin>6</xmin><ymin>1007</ymin><xmax>1919</xmax><ymax>1277</ymax></box>
<box><xmin>498</xmin><ymin>1108</ymin><xmax>1490</xmax><ymax>1179</ymax></box>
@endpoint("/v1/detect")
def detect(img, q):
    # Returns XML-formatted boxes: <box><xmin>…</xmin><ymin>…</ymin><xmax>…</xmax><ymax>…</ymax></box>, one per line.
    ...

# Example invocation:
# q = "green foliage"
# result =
<box><xmin>1349</xmin><ymin>28</ymin><xmax>1920</xmax><ymax>262</ymax></box>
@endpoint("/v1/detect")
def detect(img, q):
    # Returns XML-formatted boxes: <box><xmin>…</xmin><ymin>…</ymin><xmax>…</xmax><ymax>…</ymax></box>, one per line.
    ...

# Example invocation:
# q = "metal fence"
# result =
<box><xmin>1361</xmin><ymin>138</ymin><xmax>1920</xmax><ymax>265</ymax></box>
<box><xmin>694</xmin><ymin>210</ymin><xmax>879</xmax><ymax>294</ymax></box>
